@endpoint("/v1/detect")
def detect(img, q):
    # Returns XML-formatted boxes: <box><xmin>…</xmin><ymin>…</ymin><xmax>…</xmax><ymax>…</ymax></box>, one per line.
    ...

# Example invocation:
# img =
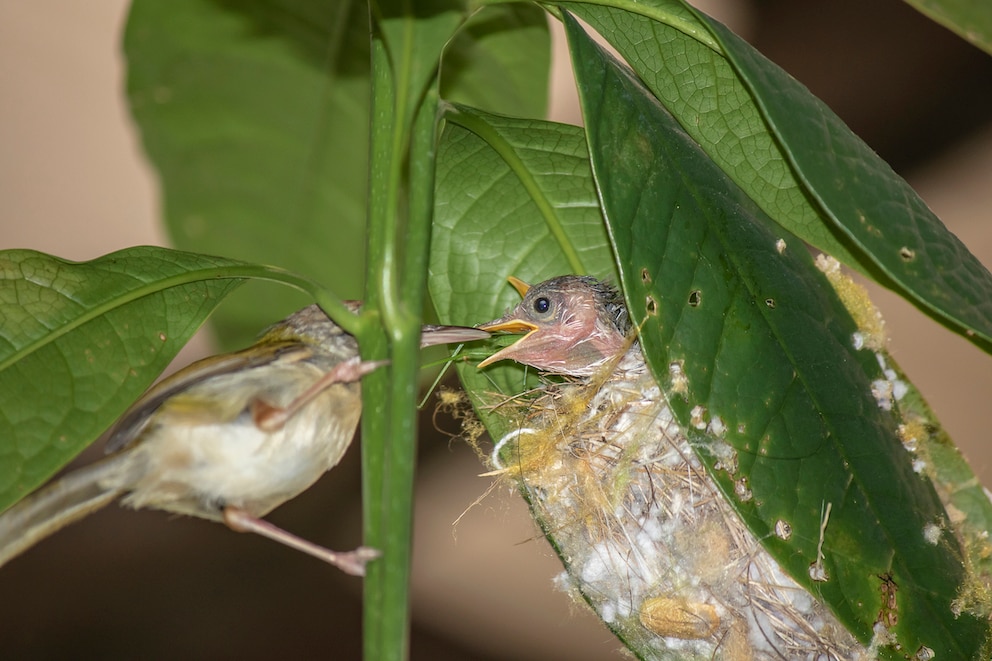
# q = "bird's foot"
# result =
<box><xmin>222</xmin><ymin>506</ymin><xmax>381</xmax><ymax>576</ymax></box>
<box><xmin>251</xmin><ymin>357</ymin><xmax>388</xmax><ymax>431</ymax></box>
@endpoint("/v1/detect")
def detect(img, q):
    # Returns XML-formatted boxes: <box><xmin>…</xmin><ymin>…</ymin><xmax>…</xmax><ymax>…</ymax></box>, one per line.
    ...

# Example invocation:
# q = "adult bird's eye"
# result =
<box><xmin>533</xmin><ymin>296</ymin><xmax>551</xmax><ymax>314</ymax></box>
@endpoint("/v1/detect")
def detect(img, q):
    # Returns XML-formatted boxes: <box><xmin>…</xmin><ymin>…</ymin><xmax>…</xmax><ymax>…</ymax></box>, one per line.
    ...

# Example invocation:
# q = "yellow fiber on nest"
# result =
<box><xmin>482</xmin><ymin>344</ymin><xmax>867</xmax><ymax>660</ymax></box>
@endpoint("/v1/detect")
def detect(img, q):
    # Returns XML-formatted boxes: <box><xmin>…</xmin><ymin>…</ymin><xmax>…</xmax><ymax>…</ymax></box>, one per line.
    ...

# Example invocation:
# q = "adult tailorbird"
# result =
<box><xmin>0</xmin><ymin>304</ymin><xmax>488</xmax><ymax>576</ymax></box>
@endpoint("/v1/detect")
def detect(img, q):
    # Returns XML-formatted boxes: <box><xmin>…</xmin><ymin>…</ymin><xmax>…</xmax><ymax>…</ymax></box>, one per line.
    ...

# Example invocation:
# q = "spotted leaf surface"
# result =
<box><xmin>565</xmin><ymin>0</ymin><xmax>992</xmax><ymax>353</ymax></box>
<box><xmin>566</xmin><ymin>13</ymin><xmax>989</xmax><ymax>659</ymax></box>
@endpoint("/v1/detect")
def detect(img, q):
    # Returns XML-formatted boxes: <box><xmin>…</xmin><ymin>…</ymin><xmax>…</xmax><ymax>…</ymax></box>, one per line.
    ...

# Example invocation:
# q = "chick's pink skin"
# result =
<box><xmin>477</xmin><ymin>275</ymin><xmax>628</xmax><ymax>377</ymax></box>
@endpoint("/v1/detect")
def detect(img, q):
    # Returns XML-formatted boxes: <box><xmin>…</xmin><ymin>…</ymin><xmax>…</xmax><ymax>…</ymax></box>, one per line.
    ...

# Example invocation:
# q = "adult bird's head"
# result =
<box><xmin>476</xmin><ymin>275</ymin><xmax>630</xmax><ymax>377</ymax></box>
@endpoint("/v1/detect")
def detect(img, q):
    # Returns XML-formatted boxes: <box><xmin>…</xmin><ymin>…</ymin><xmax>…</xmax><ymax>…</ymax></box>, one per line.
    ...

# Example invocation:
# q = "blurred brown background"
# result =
<box><xmin>2</xmin><ymin>0</ymin><xmax>992</xmax><ymax>659</ymax></box>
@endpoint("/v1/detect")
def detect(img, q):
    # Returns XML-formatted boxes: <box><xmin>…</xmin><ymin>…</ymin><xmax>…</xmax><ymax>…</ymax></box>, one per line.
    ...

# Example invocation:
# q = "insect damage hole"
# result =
<box><xmin>645</xmin><ymin>296</ymin><xmax>658</xmax><ymax>316</ymax></box>
<box><xmin>877</xmin><ymin>573</ymin><xmax>899</xmax><ymax>628</ymax></box>
<box><xmin>899</xmin><ymin>246</ymin><xmax>916</xmax><ymax>261</ymax></box>
<box><xmin>668</xmin><ymin>360</ymin><xmax>688</xmax><ymax>396</ymax></box>
<box><xmin>734</xmin><ymin>477</ymin><xmax>753</xmax><ymax>502</ymax></box>
<box><xmin>764</xmin><ymin>298</ymin><xmax>776</xmax><ymax>309</ymax></box>
<box><xmin>640</xmin><ymin>267</ymin><xmax>652</xmax><ymax>284</ymax></box>
<box><xmin>690</xmin><ymin>405</ymin><xmax>708</xmax><ymax>430</ymax></box>
<box><xmin>688</xmin><ymin>290</ymin><xmax>701</xmax><ymax>307</ymax></box>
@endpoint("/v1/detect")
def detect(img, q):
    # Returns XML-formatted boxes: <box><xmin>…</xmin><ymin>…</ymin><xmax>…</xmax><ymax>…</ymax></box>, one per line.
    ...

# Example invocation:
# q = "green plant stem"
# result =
<box><xmin>362</xmin><ymin>10</ymin><xmax>440</xmax><ymax>660</ymax></box>
<box><xmin>362</xmin><ymin>24</ymin><xmax>396</xmax><ymax>661</ymax></box>
<box><xmin>402</xmin><ymin>86</ymin><xmax>438</xmax><ymax>312</ymax></box>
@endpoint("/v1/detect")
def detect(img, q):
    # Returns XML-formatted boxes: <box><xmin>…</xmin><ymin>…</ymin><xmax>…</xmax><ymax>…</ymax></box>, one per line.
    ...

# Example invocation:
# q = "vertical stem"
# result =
<box><xmin>361</xmin><ymin>21</ymin><xmax>398</xmax><ymax>661</ymax></box>
<box><xmin>361</xmin><ymin>7</ymin><xmax>440</xmax><ymax>661</ymax></box>
<box><xmin>402</xmin><ymin>87</ymin><xmax>439</xmax><ymax>310</ymax></box>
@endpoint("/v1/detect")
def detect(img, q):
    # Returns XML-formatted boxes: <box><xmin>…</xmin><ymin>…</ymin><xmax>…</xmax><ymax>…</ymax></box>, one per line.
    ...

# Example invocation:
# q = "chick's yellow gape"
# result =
<box><xmin>0</xmin><ymin>304</ymin><xmax>488</xmax><ymax>576</ymax></box>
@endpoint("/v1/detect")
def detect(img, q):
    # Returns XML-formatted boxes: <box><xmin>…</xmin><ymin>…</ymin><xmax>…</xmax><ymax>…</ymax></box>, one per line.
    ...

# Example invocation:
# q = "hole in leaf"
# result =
<box><xmin>765</xmin><ymin>298</ymin><xmax>776</xmax><ymax>309</ymax></box>
<box><xmin>899</xmin><ymin>246</ymin><xmax>916</xmax><ymax>261</ymax></box>
<box><xmin>640</xmin><ymin>268</ymin><xmax>651</xmax><ymax>284</ymax></box>
<box><xmin>688</xmin><ymin>290</ymin><xmax>701</xmax><ymax>307</ymax></box>
<box><xmin>809</xmin><ymin>562</ymin><xmax>829</xmax><ymax>582</ymax></box>
<box><xmin>734</xmin><ymin>477</ymin><xmax>752</xmax><ymax>501</ymax></box>
<box><xmin>645</xmin><ymin>296</ymin><xmax>658</xmax><ymax>316</ymax></box>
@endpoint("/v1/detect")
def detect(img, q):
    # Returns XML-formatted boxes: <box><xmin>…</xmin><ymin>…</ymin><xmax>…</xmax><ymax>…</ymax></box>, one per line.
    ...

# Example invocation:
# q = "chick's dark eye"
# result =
<box><xmin>533</xmin><ymin>296</ymin><xmax>551</xmax><ymax>314</ymax></box>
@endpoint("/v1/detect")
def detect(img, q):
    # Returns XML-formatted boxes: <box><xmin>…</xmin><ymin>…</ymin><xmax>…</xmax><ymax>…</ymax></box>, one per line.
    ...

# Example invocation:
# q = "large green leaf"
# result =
<box><xmin>0</xmin><ymin>247</ymin><xmax>247</xmax><ymax>513</ymax></box>
<box><xmin>442</xmin><ymin>5</ymin><xmax>551</xmax><ymax>116</ymax></box>
<box><xmin>430</xmin><ymin>105</ymin><xmax>616</xmax><ymax>433</ymax></box>
<box><xmin>901</xmin><ymin>0</ymin><xmax>992</xmax><ymax>55</ymax></box>
<box><xmin>566</xmin><ymin>12</ymin><xmax>989</xmax><ymax>658</ymax></box>
<box><xmin>563</xmin><ymin>1</ymin><xmax>992</xmax><ymax>353</ymax></box>
<box><xmin>125</xmin><ymin>0</ymin><xmax>370</xmax><ymax>346</ymax></box>
<box><xmin>125</xmin><ymin>0</ymin><xmax>549</xmax><ymax>348</ymax></box>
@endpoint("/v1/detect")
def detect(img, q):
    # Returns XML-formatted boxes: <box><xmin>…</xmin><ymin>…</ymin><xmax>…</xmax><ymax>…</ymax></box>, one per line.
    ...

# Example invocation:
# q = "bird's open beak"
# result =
<box><xmin>477</xmin><ymin>275</ymin><xmax>533</xmax><ymax>334</ymax></box>
<box><xmin>477</xmin><ymin>318</ymin><xmax>539</xmax><ymax>335</ymax></box>
<box><xmin>475</xmin><ymin>275</ymin><xmax>539</xmax><ymax>369</ymax></box>
<box><xmin>476</xmin><ymin>318</ymin><xmax>540</xmax><ymax>369</ymax></box>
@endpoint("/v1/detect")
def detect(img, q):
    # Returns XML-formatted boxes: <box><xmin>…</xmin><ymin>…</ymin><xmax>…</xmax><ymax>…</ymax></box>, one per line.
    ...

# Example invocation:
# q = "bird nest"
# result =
<box><xmin>485</xmin><ymin>345</ymin><xmax>869</xmax><ymax>660</ymax></box>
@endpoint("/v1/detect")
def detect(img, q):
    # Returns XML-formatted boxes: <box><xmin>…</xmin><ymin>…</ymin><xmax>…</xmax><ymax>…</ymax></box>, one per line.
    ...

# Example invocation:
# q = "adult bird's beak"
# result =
<box><xmin>419</xmin><ymin>325</ymin><xmax>491</xmax><ymax>348</ymax></box>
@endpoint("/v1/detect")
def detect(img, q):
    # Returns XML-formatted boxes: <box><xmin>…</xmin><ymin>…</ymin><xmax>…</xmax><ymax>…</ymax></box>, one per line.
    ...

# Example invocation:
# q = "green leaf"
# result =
<box><xmin>125</xmin><ymin>0</ymin><xmax>371</xmax><ymax>347</ymax></box>
<box><xmin>566</xmin><ymin>12</ymin><xmax>989</xmax><ymax>658</ymax></box>
<box><xmin>430</xmin><ymin>104</ymin><xmax>616</xmax><ymax>435</ymax></box>
<box><xmin>901</xmin><ymin>0</ymin><xmax>992</xmax><ymax>55</ymax></box>
<box><xmin>564</xmin><ymin>1</ymin><xmax>992</xmax><ymax>353</ymax></box>
<box><xmin>701</xmin><ymin>13</ymin><xmax>992</xmax><ymax>347</ymax></box>
<box><xmin>561</xmin><ymin>1</ymin><xmax>859</xmax><ymax>263</ymax></box>
<box><xmin>373</xmin><ymin>0</ymin><xmax>463</xmax><ymax>140</ymax></box>
<box><xmin>0</xmin><ymin>247</ymin><xmax>246</xmax><ymax>513</ymax></box>
<box><xmin>124</xmin><ymin>0</ymin><xmax>549</xmax><ymax>348</ymax></box>
<box><xmin>888</xmin><ymin>356</ymin><xmax>992</xmax><ymax>605</ymax></box>
<box><xmin>442</xmin><ymin>4</ymin><xmax>550</xmax><ymax>117</ymax></box>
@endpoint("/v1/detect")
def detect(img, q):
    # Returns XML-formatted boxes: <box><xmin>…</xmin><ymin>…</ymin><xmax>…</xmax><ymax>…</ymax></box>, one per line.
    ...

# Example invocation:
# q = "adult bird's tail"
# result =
<box><xmin>0</xmin><ymin>453</ymin><xmax>129</xmax><ymax>567</ymax></box>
